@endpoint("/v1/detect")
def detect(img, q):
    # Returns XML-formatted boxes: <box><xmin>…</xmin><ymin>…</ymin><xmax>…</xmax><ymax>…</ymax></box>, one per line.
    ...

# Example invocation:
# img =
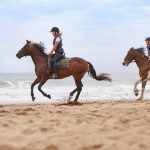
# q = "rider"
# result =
<box><xmin>145</xmin><ymin>37</ymin><xmax>150</xmax><ymax>60</ymax></box>
<box><xmin>48</xmin><ymin>27</ymin><xmax>64</xmax><ymax>78</ymax></box>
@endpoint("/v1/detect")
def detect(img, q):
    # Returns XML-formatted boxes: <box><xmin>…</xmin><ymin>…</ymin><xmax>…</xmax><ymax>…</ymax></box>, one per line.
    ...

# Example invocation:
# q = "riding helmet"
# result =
<box><xmin>50</xmin><ymin>27</ymin><xmax>59</xmax><ymax>33</ymax></box>
<box><xmin>145</xmin><ymin>37</ymin><xmax>150</xmax><ymax>41</ymax></box>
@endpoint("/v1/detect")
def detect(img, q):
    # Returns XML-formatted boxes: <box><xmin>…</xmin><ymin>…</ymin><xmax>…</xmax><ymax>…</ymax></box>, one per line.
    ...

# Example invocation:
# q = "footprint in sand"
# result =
<box><xmin>55</xmin><ymin>111</ymin><xmax>63</xmax><ymax>114</ymax></box>
<box><xmin>81</xmin><ymin>144</ymin><xmax>103</xmax><ymax>150</ymax></box>
<box><xmin>22</xmin><ymin>108</ymin><xmax>36</xmax><ymax>111</ymax></box>
<box><xmin>45</xmin><ymin>145</ymin><xmax>58</xmax><ymax>150</ymax></box>
<box><xmin>0</xmin><ymin>110</ymin><xmax>9</xmax><ymax>113</ymax></box>
<box><xmin>23</xmin><ymin>128</ymin><xmax>35</xmax><ymax>134</ymax></box>
<box><xmin>39</xmin><ymin>127</ymin><xmax>49</xmax><ymax>132</ymax></box>
<box><xmin>16</xmin><ymin>111</ymin><xmax>28</xmax><ymax>115</ymax></box>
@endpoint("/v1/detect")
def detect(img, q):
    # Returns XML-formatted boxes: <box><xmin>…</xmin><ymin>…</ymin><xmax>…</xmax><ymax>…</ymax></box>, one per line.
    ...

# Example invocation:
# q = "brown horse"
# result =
<box><xmin>16</xmin><ymin>40</ymin><xmax>111</xmax><ymax>102</ymax></box>
<box><xmin>122</xmin><ymin>47</ymin><xmax>150</xmax><ymax>100</ymax></box>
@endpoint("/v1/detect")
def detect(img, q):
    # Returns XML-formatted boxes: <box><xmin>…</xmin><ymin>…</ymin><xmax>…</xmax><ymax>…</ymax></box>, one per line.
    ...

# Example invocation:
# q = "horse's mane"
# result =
<box><xmin>135</xmin><ymin>47</ymin><xmax>146</xmax><ymax>56</ymax></box>
<box><xmin>33</xmin><ymin>42</ymin><xmax>46</xmax><ymax>55</ymax></box>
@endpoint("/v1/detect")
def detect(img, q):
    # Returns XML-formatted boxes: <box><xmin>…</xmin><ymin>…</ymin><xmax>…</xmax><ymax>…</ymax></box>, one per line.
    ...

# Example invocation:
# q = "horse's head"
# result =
<box><xmin>122</xmin><ymin>47</ymin><xmax>136</xmax><ymax>66</ymax></box>
<box><xmin>16</xmin><ymin>40</ymin><xmax>32</xmax><ymax>59</ymax></box>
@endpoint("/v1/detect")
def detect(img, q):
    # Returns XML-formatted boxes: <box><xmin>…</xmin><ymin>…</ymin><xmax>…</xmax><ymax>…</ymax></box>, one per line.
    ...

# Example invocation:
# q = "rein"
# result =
<box><xmin>31</xmin><ymin>54</ymin><xmax>47</xmax><ymax>56</ymax></box>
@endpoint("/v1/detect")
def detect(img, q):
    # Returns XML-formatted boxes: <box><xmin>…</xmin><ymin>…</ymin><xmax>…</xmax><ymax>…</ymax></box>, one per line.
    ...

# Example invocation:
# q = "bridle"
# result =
<box><xmin>18</xmin><ymin>44</ymin><xmax>47</xmax><ymax>57</ymax></box>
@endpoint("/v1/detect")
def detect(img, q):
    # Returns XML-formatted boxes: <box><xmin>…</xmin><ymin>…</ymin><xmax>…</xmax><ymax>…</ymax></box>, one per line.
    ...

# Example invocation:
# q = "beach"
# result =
<box><xmin>0</xmin><ymin>100</ymin><xmax>150</xmax><ymax>150</ymax></box>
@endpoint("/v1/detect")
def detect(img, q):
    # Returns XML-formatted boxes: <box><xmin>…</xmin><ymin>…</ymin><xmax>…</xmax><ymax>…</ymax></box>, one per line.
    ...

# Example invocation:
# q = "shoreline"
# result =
<box><xmin>0</xmin><ymin>98</ymin><xmax>145</xmax><ymax>106</ymax></box>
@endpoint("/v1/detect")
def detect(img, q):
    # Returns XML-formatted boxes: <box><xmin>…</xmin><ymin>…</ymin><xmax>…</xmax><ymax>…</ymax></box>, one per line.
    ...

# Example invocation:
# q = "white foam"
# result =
<box><xmin>18</xmin><ymin>81</ymin><xmax>30</xmax><ymax>88</ymax></box>
<box><xmin>1</xmin><ymin>73</ymin><xmax>150</xmax><ymax>104</ymax></box>
<box><xmin>4</xmin><ymin>81</ymin><xmax>15</xmax><ymax>88</ymax></box>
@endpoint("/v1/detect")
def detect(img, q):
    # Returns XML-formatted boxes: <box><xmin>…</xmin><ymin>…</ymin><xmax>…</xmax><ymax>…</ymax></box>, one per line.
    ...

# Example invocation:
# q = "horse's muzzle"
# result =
<box><xmin>122</xmin><ymin>62</ymin><xmax>126</xmax><ymax>66</ymax></box>
<box><xmin>122</xmin><ymin>61</ymin><xmax>129</xmax><ymax>66</ymax></box>
<box><xmin>16</xmin><ymin>53</ymin><xmax>21</xmax><ymax>59</ymax></box>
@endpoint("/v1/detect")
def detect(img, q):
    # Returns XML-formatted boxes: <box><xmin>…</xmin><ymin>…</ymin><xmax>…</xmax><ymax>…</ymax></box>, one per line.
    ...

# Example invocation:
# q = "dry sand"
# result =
<box><xmin>0</xmin><ymin>100</ymin><xmax>150</xmax><ymax>150</ymax></box>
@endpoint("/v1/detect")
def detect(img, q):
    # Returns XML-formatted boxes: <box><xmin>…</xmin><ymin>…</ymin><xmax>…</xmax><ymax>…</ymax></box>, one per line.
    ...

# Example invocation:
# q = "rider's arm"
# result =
<box><xmin>48</xmin><ymin>37</ymin><xmax>60</xmax><ymax>55</ymax></box>
<box><xmin>48</xmin><ymin>41</ymin><xmax>59</xmax><ymax>55</ymax></box>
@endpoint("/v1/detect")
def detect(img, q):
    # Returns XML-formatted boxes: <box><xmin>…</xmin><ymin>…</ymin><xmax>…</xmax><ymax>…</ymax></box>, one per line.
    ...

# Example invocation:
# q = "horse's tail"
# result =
<box><xmin>88</xmin><ymin>62</ymin><xmax>112</xmax><ymax>82</ymax></box>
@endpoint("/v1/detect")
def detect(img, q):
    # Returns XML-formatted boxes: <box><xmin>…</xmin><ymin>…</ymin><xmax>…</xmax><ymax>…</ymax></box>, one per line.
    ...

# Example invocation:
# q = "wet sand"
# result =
<box><xmin>0</xmin><ymin>100</ymin><xmax>150</xmax><ymax>150</ymax></box>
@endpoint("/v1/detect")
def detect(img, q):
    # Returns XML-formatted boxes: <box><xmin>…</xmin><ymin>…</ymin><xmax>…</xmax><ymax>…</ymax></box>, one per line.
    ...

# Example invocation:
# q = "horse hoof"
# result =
<box><xmin>67</xmin><ymin>101</ymin><xmax>78</xmax><ymax>105</ymax></box>
<box><xmin>137</xmin><ymin>98</ymin><xmax>142</xmax><ymax>101</ymax></box>
<box><xmin>74</xmin><ymin>101</ymin><xmax>78</xmax><ymax>105</ymax></box>
<box><xmin>47</xmin><ymin>94</ymin><xmax>51</xmax><ymax>99</ymax></box>
<box><xmin>32</xmin><ymin>97</ymin><xmax>35</xmax><ymax>102</ymax></box>
<box><xmin>134</xmin><ymin>93</ymin><xmax>138</xmax><ymax>97</ymax></box>
<box><xmin>67</xmin><ymin>99</ymin><xmax>70</xmax><ymax>103</ymax></box>
<box><xmin>134</xmin><ymin>90</ymin><xmax>139</xmax><ymax>96</ymax></box>
<box><xmin>69</xmin><ymin>96</ymin><xmax>73</xmax><ymax>100</ymax></box>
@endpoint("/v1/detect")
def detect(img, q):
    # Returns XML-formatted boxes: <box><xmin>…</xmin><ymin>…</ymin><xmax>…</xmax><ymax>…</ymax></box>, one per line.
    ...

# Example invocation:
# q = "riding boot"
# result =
<box><xmin>53</xmin><ymin>61</ymin><xmax>58</xmax><ymax>78</ymax></box>
<box><xmin>148</xmin><ymin>55</ymin><xmax>150</xmax><ymax>60</ymax></box>
<box><xmin>49</xmin><ymin>61</ymin><xmax>55</xmax><ymax>79</ymax></box>
<box><xmin>50</xmin><ymin>60</ymin><xmax>54</xmax><ymax>74</ymax></box>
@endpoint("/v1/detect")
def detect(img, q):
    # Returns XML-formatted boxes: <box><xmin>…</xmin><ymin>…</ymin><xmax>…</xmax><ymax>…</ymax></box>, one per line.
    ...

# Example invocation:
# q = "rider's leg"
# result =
<box><xmin>52</xmin><ymin>52</ymin><xmax>63</xmax><ymax>78</ymax></box>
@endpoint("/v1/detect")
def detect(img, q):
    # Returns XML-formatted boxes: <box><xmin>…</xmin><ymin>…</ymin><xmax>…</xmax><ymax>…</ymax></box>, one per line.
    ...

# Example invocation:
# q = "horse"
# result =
<box><xmin>122</xmin><ymin>47</ymin><xmax>150</xmax><ymax>100</ymax></box>
<box><xmin>16</xmin><ymin>40</ymin><xmax>111</xmax><ymax>103</ymax></box>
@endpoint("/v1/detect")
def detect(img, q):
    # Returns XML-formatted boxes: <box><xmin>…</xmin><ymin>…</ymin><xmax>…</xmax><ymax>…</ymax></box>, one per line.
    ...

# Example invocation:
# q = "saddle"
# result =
<box><xmin>48</xmin><ymin>55</ymin><xmax>70</xmax><ymax>70</ymax></box>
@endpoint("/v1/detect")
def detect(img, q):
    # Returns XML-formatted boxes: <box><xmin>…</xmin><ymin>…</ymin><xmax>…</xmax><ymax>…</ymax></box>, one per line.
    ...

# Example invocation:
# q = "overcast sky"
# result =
<box><xmin>0</xmin><ymin>0</ymin><xmax>150</xmax><ymax>73</ymax></box>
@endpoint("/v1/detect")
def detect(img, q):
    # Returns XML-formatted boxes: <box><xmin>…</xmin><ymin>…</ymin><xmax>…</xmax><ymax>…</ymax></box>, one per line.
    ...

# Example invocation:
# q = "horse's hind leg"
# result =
<box><xmin>69</xmin><ymin>83</ymin><xmax>83</xmax><ymax>101</ymax></box>
<box><xmin>31</xmin><ymin>77</ymin><xmax>40</xmax><ymax>101</ymax></box>
<box><xmin>73</xmin><ymin>77</ymin><xmax>83</xmax><ymax>102</ymax></box>
<box><xmin>69</xmin><ymin>88</ymin><xmax>78</xmax><ymax>101</ymax></box>
<box><xmin>74</xmin><ymin>84</ymin><xmax>83</xmax><ymax>102</ymax></box>
<box><xmin>69</xmin><ymin>72</ymin><xmax>84</xmax><ymax>102</ymax></box>
<box><xmin>38</xmin><ymin>78</ymin><xmax>51</xmax><ymax>99</ymax></box>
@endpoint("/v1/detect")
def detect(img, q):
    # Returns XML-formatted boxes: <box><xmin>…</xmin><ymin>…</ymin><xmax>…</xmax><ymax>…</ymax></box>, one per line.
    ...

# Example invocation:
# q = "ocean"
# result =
<box><xmin>0</xmin><ymin>73</ymin><xmax>149</xmax><ymax>104</ymax></box>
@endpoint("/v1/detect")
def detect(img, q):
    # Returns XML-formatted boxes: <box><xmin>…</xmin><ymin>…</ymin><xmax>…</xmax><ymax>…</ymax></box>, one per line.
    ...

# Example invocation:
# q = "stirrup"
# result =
<box><xmin>49</xmin><ymin>74</ymin><xmax>57</xmax><ymax>79</ymax></box>
<box><xmin>49</xmin><ymin>75</ymin><xmax>53</xmax><ymax>79</ymax></box>
<box><xmin>53</xmin><ymin>74</ymin><xmax>58</xmax><ymax>79</ymax></box>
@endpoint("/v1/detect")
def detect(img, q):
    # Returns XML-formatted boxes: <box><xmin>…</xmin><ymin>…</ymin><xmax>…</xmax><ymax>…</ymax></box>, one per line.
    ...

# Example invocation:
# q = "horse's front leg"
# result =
<box><xmin>133</xmin><ymin>79</ymin><xmax>141</xmax><ymax>96</ymax></box>
<box><xmin>31</xmin><ymin>77</ymin><xmax>40</xmax><ymax>101</ymax></box>
<box><xmin>38</xmin><ymin>78</ymin><xmax>51</xmax><ymax>99</ymax></box>
<box><xmin>137</xmin><ymin>80</ymin><xmax>147</xmax><ymax>101</ymax></box>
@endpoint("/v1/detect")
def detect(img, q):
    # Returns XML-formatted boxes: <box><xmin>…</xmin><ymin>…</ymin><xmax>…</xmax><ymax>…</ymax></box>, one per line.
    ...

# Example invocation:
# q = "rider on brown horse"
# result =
<box><xmin>48</xmin><ymin>27</ymin><xmax>64</xmax><ymax>78</ymax></box>
<box><xmin>145</xmin><ymin>37</ymin><xmax>150</xmax><ymax>60</ymax></box>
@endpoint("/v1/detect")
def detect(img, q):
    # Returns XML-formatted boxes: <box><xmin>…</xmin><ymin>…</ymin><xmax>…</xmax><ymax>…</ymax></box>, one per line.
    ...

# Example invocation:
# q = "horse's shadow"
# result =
<box><xmin>56</xmin><ymin>101</ymin><xmax>83</xmax><ymax>106</ymax></box>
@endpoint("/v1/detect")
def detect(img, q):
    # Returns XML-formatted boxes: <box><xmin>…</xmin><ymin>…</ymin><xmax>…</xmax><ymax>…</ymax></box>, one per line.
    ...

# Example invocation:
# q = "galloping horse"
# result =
<box><xmin>16</xmin><ymin>40</ymin><xmax>111</xmax><ymax>102</ymax></box>
<box><xmin>122</xmin><ymin>47</ymin><xmax>150</xmax><ymax>100</ymax></box>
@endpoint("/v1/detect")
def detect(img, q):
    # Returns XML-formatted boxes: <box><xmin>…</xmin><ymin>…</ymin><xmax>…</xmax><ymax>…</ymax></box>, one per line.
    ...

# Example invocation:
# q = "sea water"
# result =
<box><xmin>0</xmin><ymin>73</ymin><xmax>149</xmax><ymax>104</ymax></box>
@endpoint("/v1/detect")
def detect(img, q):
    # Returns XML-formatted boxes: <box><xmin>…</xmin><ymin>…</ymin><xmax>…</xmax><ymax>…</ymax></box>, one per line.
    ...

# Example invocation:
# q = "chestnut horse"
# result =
<box><xmin>16</xmin><ymin>40</ymin><xmax>111</xmax><ymax>102</ymax></box>
<box><xmin>122</xmin><ymin>47</ymin><xmax>150</xmax><ymax>100</ymax></box>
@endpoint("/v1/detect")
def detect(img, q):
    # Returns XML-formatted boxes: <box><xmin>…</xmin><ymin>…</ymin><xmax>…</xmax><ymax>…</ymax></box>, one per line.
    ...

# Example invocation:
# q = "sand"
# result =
<box><xmin>0</xmin><ymin>100</ymin><xmax>150</xmax><ymax>150</ymax></box>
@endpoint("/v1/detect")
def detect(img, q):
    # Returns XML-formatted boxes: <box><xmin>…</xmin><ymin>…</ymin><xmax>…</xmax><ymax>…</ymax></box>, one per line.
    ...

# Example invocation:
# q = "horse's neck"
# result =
<box><xmin>134</xmin><ymin>54</ymin><xmax>147</xmax><ymax>69</ymax></box>
<box><xmin>30</xmin><ymin>50</ymin><xmax>47</xmax><ymax>68</ymax></box>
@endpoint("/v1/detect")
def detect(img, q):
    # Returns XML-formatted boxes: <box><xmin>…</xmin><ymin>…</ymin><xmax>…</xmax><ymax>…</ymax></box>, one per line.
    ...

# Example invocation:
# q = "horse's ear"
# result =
<box><xmin>130</xmin><ymin>47</ymin><xmax>134</xmax><ymax>51</ymax></box>
<box><xmin>26</xmin><ymin>40</ymin><xmax>31</xmax><ymax>44</ymax></box>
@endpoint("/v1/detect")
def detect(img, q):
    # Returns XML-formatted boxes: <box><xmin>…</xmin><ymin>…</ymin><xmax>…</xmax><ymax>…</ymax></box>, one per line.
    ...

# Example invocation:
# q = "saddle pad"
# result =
<box><xmin>48</xmin><ymin>57</ymin><xmax>70</xmax><ymax>70</ymax></box>
<box><xmin>57</xmin><ymin>58</ymin><xmax>70</xmax><ymax>69</ymax></box>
